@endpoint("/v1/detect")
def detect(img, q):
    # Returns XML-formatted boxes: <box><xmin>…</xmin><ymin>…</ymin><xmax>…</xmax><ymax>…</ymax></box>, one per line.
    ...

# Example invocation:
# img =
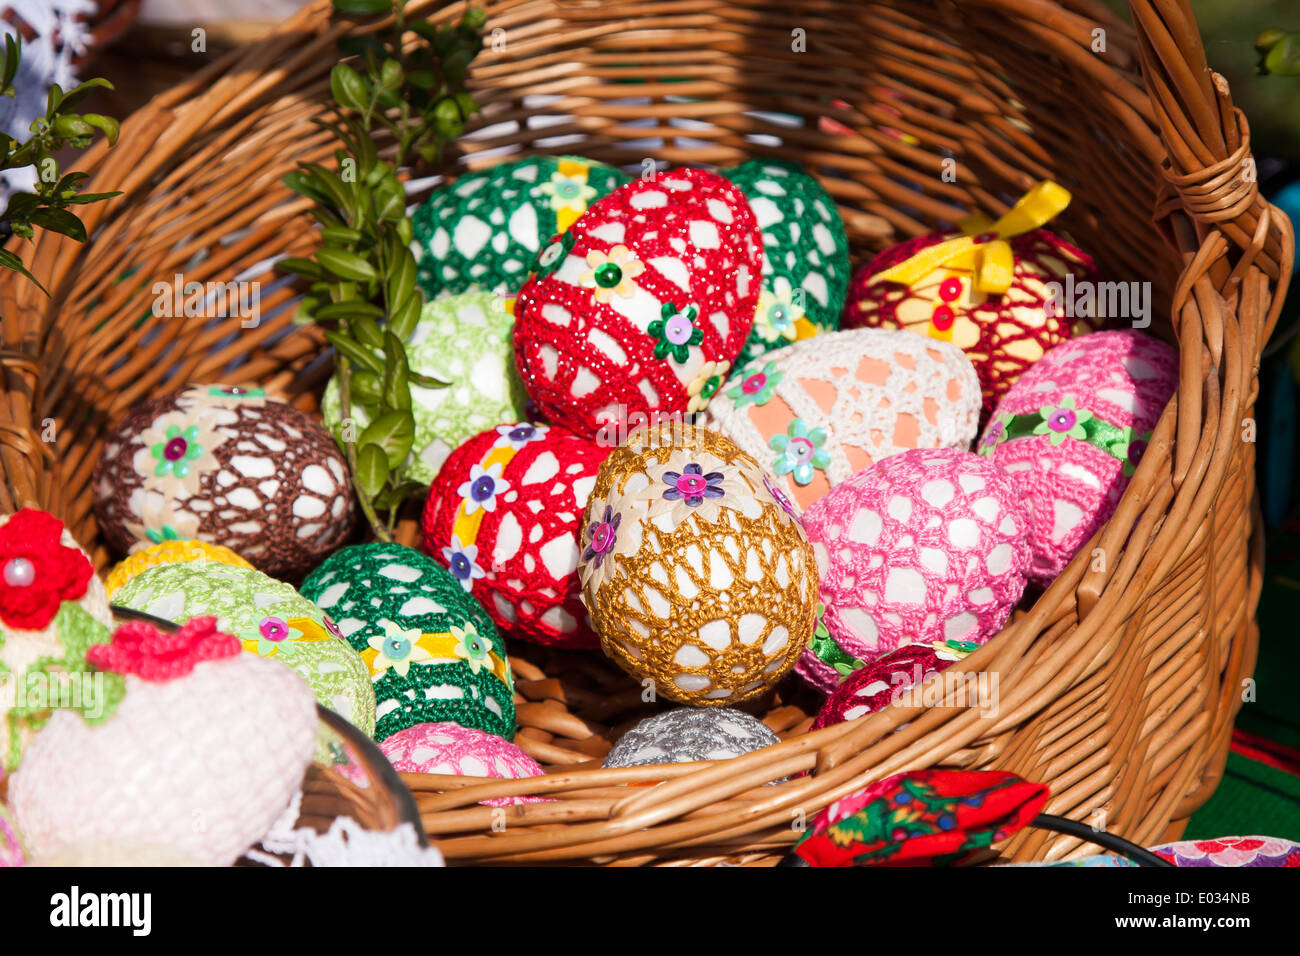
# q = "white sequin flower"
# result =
<box><xmin>492</xmin><ymin>423</ymin><xmax>549</xmax><ymax>451</ymax></box>
<box><xmin>457</xmin><ymin>463</ymin><xmax>511</xmax><ymax>515</ymax></box>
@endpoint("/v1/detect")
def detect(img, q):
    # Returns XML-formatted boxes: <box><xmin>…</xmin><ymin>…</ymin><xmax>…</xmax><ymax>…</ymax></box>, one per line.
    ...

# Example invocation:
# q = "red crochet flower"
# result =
<box><xmin>0</xmin><ymin>508</ymin><xmax>95</xmax><ymax>631</ymax></box>
<box><xmin>87</xmin><ymin>616</ymin><xmax>241</xmax><ymax>682</ymax></box>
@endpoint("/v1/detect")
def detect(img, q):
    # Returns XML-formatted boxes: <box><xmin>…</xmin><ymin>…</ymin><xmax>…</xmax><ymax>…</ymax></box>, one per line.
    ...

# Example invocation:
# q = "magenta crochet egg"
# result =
<box><xmin>977</xmin><ymin>329</ymin><xmax>1177</xmax><ymax>584</ymax></box>
<box><xmin>799</xmin><ymin>448</ymin><xmax>1029</xmax><ymax>691</ymax></box>
<box><xmin>380</xmin><ymin>722</ymin><xmax>546</xmax><ymax>806</ymax></box>
<box><xmin>513</xmin><ymin>168</ymin><xmax>762</xmax><ymax>438</ymax></box>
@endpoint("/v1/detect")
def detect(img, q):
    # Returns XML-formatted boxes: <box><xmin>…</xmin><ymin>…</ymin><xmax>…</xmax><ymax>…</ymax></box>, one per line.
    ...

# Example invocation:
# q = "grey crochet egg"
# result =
<box><xmin>602</xmin><ymin>708</ymin><xmax>780</xmax><ymax>769</ymax></box>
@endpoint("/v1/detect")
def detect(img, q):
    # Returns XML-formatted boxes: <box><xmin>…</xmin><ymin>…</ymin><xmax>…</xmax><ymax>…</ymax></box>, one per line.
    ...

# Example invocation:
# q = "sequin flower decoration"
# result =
<box><xmin>457</xmin><ymin>462</ymin><xmax>511</xmax><ymax>515</ymax></box>
<box><xmin>728</xmin><ymin>361</ymin><xmax>783</xmax><ymax>408</ymax></box>
<box><xmin>580</xmin><ymin>245</ymin><xmax>644</xmax><ymax>303</ymax></box>
<box><xmin>979</xmin><ymin>416</ymin><xmax>1008</xmax><ymax>454</ymax></box>
<box><xmin>686</xmin><ymin>360</ymin><xmax>731</xmax><ymax>414</ymax></box>
<box><xmin>134</xmin><ymin>410</ymin><xmax>223</xmax><ymax>495</ymax></box>
<box><xmin>648</xmin><ymin>302</ymin><xmax>704</xmax><ymax>364</ymax></box>
<box><xmin>763</xmin><ymin>474</ymin><xmax>801</xmax><ymax>521</ymax></box>
<box><xmin>87</xmin><ymin>616</ymin><xmax>240</xmax><ymax>681</ymax></box>
<box><xmin>539</xmin><ymin>170</ymin><xmax>596</xmax><ymax>214</ymax></box>
<box><xmin>1033</xmin><ymin>396</ymin><xmax>1091</xmax><ymax>445</ymax></box>
<box><xmin>653</xmin><ymin>450</ymin><xmax>749</xmax><ymax>525</ymax></box>
<box><xmin>770</xmin><ymin>419</ymin><xmax>832</xmax><ymax>485</ymax></box>
<box><xmin>582</xmin><ymin>505</ymin><xmax>621</xmax><ymax>570</ymax></box>
<box><xmin>441</xmin><ymin>534</ymin><xmax>486</xmax><ymax>593</ymax></box>
<box><xmin>207</xmin><ymin>385</ymin><xmax>266</xmax><ymax>400</ymax></box>
<box><xmin>753</xmin><ymin>284</ymin><xmax>804</xmax><ymax>343</ymax></box>
<box><xmin>253</xmin><ymin>616</ymin><xmax>292</xmax><ymax>656</ymax></box>
<box><xmin>451</xmin><ymin>622</ymin><xmax>494</xmax><ymax>675</ymax></box>
<box><xmin>493</xmin><ymin>423</ymin><xmax>548</xmax><ymax>451</ymax></box>
<box><xmin>533</xmin><ymin>230</ymin><xmax>575</xmax><ymax>279</ymax></box>
<box><xmin>1114</xmin><ymin>427</ymin><xmax>1152</xmax><ymax>479</ymax></box>
<box><xmin>368</xmin><ymin>620</ymin><xmax>432</xmax><ymax>677</ymax></box>
<box><xmin>0</xmin><ymin>509</ymin><xmax>95</xmax><ymax>632</ymax></box>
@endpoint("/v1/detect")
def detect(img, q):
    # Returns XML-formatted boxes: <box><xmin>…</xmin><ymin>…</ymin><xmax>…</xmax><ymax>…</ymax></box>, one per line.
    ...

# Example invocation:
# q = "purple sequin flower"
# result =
<box><xmin>662</xmin><ymin>463</ymin><xmax>726</xmax><ymax>507</ymax></box>
<box><xmin>583</xmin><ymin>506</ymin><xmax>621</xmax><ymax>568</ymax></box>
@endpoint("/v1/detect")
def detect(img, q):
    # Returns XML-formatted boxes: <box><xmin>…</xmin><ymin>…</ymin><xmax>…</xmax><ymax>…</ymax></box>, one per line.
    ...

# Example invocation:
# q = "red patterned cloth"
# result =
<box><xmin>794</xmin><ymin>768</ymin><xmax>1049</xmax><ymax>866</ymax></box>
<box><xmin>0</xmin><ymin>509</ymin><xmax>94</xmax><ymax>631</ymax></box>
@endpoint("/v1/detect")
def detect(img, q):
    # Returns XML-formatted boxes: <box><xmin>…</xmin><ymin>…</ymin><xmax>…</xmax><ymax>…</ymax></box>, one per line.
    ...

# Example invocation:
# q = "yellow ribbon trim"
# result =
<box><xmin>450</xmin><ymin>443</ymin><xmax>519</xmax><ymax>552</ymax></box>
<box><xmin>240</xmin><ymin>617</ymin><xmax>333</xmax><ymax>657</ymax></box>
<box><xmin>870</xmin><ymin>180</ymin><xmax>1072</xmax><ymax>296</ymax></box>
<box><xmin>359</xmin><ymin>629</ymin><xmax>511</xmax><ymax>687</ymax></box>
<box><xmin>555</xmin><ymin>158</ymin><xmax>591</xmax><ymax>234</ymax></box>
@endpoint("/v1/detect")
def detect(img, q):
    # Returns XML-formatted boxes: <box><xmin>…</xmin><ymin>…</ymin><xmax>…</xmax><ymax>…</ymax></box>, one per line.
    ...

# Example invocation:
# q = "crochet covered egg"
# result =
<box><xmin>602</xmin><ymin>707</ymin><xmax>780</xmax><ymax>768</ymax></box>
<box><xmin>109</xmin><ymin>561</ymin><xmax>375</xmax><ymax>736</ymax></box>
<box><xmin>978</xmin><ymin>329</ymin><xmax>1178</xmax><ymax>584</ymax></box>
<box><xmin>842</xmin><ymin>184</ymin><xmax>1102</xmax><ymax>419</ymax></box>
<box><xmin>703</xmin><ymin>328</ymin><xmax>980</xmax><ymax>512</ymax></box>
<box><xmin>421</xmin><ymin>422</ymin><xmax>610</xmax><ymax>649</ymax></box>
<box><xmin>92</xmin><ymin>385</ymin><xmax>356</xmax><ymax>577</ymax></box>
<box><xmin>514</xmin><ymin>168</ymin><xmax>763</xmax><ymax>435</ymax></box>
<box><xmin>321</xmin><ymin>292</ymin><xmax>529</xmax><ymax>484</ymax></box>
<box><xmin>300</xmin><ymin>543</ymin><xmax>514</xmax><ymax>743</ymax></box>
<box><xmin>10</xmin><ymin>617</ymin><xmax>317</xmax><ymax>866</ymax></box>
<box><xmin>0</xmin><ymin>509</ymin><xmax>112</xmax><ymax>771</ymax></box>
<box><xmin>798</xmin><ymin>448</ymin><xmax>1029</xmax><ymax>692</ymax></box>
<box><xmin>810</xmin><ymin>641</ymin><xmax>971</xmax><ymax>728</ymax></box>
<box><xmin>380</xmin><ymin>722</ymin><xmax>545</xmax><ymax>807</ymax></box>
<box><xmin>104</xmin><ymin>538</ymin><xmax>252</xmax><ymax>598</ymax></box>
<box><xmin>413</xmin><ymin>155</ymin><xmax>630</xmax><ymax>297</ymax></box>
<box><xmin>580</xmin><ymin>422</ymin><xmax>817</xmax><ymax>706</ymax></box>
<box><xmin>722</xmin><ymin>159</ymin><xmax>850</xmax><ymax>368</ymax></box>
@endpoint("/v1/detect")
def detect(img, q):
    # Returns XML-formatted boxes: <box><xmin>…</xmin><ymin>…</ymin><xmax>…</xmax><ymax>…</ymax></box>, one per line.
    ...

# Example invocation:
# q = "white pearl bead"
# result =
<box><xmin>3</xmin><ymin>557</ymin><xmax>35</xmax><ymax>587</ymax></box>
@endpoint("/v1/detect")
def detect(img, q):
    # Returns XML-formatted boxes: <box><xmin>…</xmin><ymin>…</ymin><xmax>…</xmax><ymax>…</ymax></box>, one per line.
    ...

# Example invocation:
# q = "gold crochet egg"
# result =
<box><xmin>578</xmin><ymin>422</ymin><xmax>817</xmax><ymax>705</ymax></box>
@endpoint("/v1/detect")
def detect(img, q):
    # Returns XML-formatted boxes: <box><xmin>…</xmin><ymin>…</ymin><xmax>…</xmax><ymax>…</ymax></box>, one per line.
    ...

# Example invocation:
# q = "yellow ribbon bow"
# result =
<box><xmin>870</xmin><ymin>180</ymin><xmax>1072</xmax><ymax>296</ymax></box>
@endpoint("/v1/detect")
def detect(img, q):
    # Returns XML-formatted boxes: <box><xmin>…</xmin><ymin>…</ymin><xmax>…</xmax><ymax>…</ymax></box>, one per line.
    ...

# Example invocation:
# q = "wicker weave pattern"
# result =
<box><xmin>0</xmin><ymin>0</ymin><xmax>1292</xmax><ymax>865</ymax></box>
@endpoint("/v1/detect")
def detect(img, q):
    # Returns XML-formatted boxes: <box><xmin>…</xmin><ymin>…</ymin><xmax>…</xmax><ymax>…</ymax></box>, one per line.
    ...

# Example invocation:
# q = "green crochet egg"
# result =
<box><xmin>722</xmin><ymin>159</ymin><xmax>850</xmax><ymax>370</ymax></box>
<box><xmin>300</xmin><ymin>543</ymin><xmax>515</xmax><ymax>743</ymax></box>
<box><xmin>320</xmin><ymin>291</ymin><xmax>528</xmax><ymax>485</ymax></box>
<box><xmin>412</xmin><ymin>155</ymin><xmax>630</xmax><ymax>297</ymax></box>
<box><xmin>110</xmin><ymin>561</ymin><xmax>376</xmax><ymax>737</ymax></box>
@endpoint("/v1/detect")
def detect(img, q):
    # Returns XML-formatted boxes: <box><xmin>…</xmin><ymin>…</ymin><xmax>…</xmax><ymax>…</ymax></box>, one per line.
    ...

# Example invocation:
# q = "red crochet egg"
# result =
<box><xmin>810</xmin><ymin>642</ymin><xmax>966</xmax><ymax>729</ymax></box>
<box><xmin>842</xmin><ymin>229</ymin><xmax>1103</xmax><ymax>420</ymax></box>
<box><xmin>422</xmin><ymin>423</ymin><xmax>610</xmax><ymax>649</ymax></box>
<box><xmin>513</xmin><ymin>168</ymin><xmax>762</xmax><ymax>438</ymax></box>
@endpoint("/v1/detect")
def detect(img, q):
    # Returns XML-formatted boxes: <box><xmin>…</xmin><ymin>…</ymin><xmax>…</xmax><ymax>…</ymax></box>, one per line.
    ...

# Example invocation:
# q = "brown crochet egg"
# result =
<box><xmin>93</xmin><ymin>386</ymin><xmax>356</xmax><ymax>577</ymax></box>
<box><xmin>579</xmin><ymin>421</ymin><xmax>817</xmax><ymax>705</ymax></box>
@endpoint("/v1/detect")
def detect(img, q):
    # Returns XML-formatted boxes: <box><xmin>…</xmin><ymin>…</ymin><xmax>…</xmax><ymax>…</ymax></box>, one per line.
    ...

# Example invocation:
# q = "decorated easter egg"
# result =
<box><xmin>722</xmin><ymin>159</ymin><xmax>850</xmax><ymax>368</ymax></box>
<box><xmin>380</xmin><ymin>722</ymin><xmax>545</xmax><ymax>807</ymax></box>
<box><xmin>842</xmin><ymin>182</ymin><xmax>1102</xmax><ymax>419</ymax></box>
<box><xmin>413</xmin><ymin>155</ymin><xmax>630</xmax><ymax>297</ymax></box>
<box><xmin>109</xmin><ymin>561</ymin><xmax>375</xmax><ymax>736</ymax></box>
<box><xmin>602</xmin><ymin>707</ymin><xmax>780</xmax><ymax>768</ymax></box>
<box><xmin>0</xmin><ymin>801</ymin><xmax>25</xmax><ymax>866</ymax></box>
<box><xmin>92</xmin><ymin>385</ymin><xmax>356</xmax><ymax>577</ymax></box>
<box><xmin>300</xmin><ymin>543</ymin><xmax>514</xmax><ymax>742</ymax></box>
<box><xmin>421</xmin><ymin>422</ymin><xmax>610</xmax><ymax>649</ymax></box>
<box><xmin>321</xmin><ymin>292</ymin><xmax>529</xmax><ymax>484</ymax></box>
<box><xmin>978</xmin><ymin>329</ymin><xmax>1178</xmax><ymax>584</ymax></box>
<box><xmin>703</xmin><ymin>328</ymin><xmax>980</xmax><ymax>511</ymax></box>
<box><xmin>11</xmin><ymin>616</ymin><xmax>317</xmax><ymax>866</ymax></box>
<box><xmin>104</xmin><ymin>539</ymin><xmax>252</xmax><ymax>598</ymax></box>
<box><xmin>514</xmin><ymin>168</ymin><xmax>763</xmax><ymax>435</ymax></box>
<box><xmin>0</xmin><ymin>509</ymin><xmax>112</xmax><ymax>772</ymax></box>
<box><xmin>580</xmin><ymin>422</ymin><xmax>817</xmax><ymax>705</ymax></box>
<box><xmin>810</xmin><ymin>641</ymin><xmax>972</xmax><ymax>728</ymax></box>
<box><xmin>799</xmin><ymin>448</ymin><xmax>1029</xmax><ymax>692</ymax></box>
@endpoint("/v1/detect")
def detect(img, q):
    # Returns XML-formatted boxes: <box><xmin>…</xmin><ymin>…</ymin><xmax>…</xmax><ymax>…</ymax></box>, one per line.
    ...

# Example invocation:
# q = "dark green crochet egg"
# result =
<box><xmin>412</xmin><ymin>155</ymin><xmax>630</xmax><ymax>297</ymax></box>
<box><xmin>300</xmin><ymin>543</ymin><xmax>515</xmax><ymax>743</ymax></box>
<box><xmin>722</xmin><ymin>159</ymin><xmax>850</xmax><ymax>370</ymax></box>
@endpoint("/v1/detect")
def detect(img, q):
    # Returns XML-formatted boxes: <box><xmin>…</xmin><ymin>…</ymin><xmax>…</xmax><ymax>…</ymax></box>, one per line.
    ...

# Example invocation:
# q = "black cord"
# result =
<box><xmin>1032</xmin><ymin>813</ymin><xmax>1174</xmax><ymax>867</ymax></box>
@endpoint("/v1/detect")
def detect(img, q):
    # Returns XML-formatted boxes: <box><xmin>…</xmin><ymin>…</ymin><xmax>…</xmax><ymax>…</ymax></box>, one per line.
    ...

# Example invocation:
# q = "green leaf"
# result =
<box><xmin>1263</xmin><ymin>33</ymin><xmax>1300</xmax><ymax>76</ymax></box>
<box><xmin>0</xmin><ymin>248</ymin><xmax>48</xmax><ymax>295</ymax></box>
<box><xmin>372</xmin><ymin>478</ymin><xmax>427</xmax><ymax>511</ymax></box>
<box><xmin>388</xmin><ymin>295</ymin><xmax>422</xmax><ymax>343</ymax></box>
<box><xmin>332</xmin><ymin>0</ymin><xmax>393</xmax><ymax>14</ymax></box>
<box><xmin>352</xmin><ymin>315</ymin><xmax>386</xmax><ymax>349</ymax></box>
<box><xmin>282</xmin><ymin>170</ymin><xmax>333</xmax><ymax>207</ymax></box>
<box><xmin>379</xmin><ymin>59</ymin><xmax>403</xmax><ymax>92</ymax></box>
<box><xmin>314</xmin><ymin>299</ymin><xmax>385</xmax><ymax>321</ymax></box>
<box><xmin>330</xmin><ymin>63</ymin><xmax>371</xmax><ymax>113</ymax></box>
<box><xmin>1</xmin><ymin>34</ymin><xmax>20</xmax><ymax>92</ymax></box>
<box><xmin>355</xmin><ymin>442</ymin><xmax>389</xmax><ymax>499</ymax></box>
<box><xmin>324</xmin><ymin>330</ymin><xmax>384</xmax><ymax>374</ymax></box>
<box><xmin>317</xmin><ymin>246</ymin><xmax>378</xmax><ymax>282</ymax></box>
<box><xmin>382</xmin><ymin>331</ymin><xmax>411</xmax><ymax>410</ymax></box>
<box><xmin>46</xmin><ymin>83</ymin><xmax>63</xmax><ymax>118</ymax></box>
<box><xmin>409</xmin><ymin>370</ymin><xmax>450</xmax><ymax>389</ymax></box>
<box><xmin>386</xmin><ymin>245</ymin><xmax>417</xmax><ymax>311</ymax></box>
<box><xmin>81</xmin><ymin>114</ymin><xmax>120</xmax><ymax>147</ymax></box>
<box><xmin>276</xmin><ymin>256</ymin><xmax>327</xmax><ymax>280</ymax></box>
<box><xmin>61</xmin><ymin>191</ymin><xmax>121</xmax><ymax>205</ymax></box>
<box><xmin>349</xmin><ymin>369</ymin><xmax>384</xmax><ymax>405</ymax></box>
<box><xmin>337</xmin><ymin>35</ymin><xmax>388</xmax><ymax>62</ymax></box>
<box><xmin>28</xmin><ymin>207</ymin><xmax>87</xmax><ymax>242</ymax></box>
<box><xmin>359</xmin><ymin>410</ymin><xmax>415</xmax><ymax>469</ymax></box>
<box><xmin>321</xmin><ymin>225</ymin><xmax>364</xmax><ymax>245</ymax></box>
<box><xmin>54</xmin><ymin>78</ymin><xmax>113</xmax><ymax>114</ymax></box>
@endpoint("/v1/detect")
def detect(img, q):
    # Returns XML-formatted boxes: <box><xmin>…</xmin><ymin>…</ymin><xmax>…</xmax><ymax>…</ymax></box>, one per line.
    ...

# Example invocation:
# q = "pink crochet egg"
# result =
<box><xmin>799</xmin><ymin>448</ymin><xmax>1029</xmax><ymax>692</ymax></box>
<box><xmin>381</xmin><ymin>722</ymin><xmax>547</xmax><ymax>807</ymax></box>
<box><xmin>978</xmin><ymin>329</ymin><xmax>1177</xmax><ymax>584</ymax></box>
<box><xmin>421</xmin><ymin>423</ymin><xmax>610</xmax><ymax>649</ymax></box>
<box><xmin>513</xmin><ymin>168</ymin><xmax>762</xmax><ymax>438</ymax></box>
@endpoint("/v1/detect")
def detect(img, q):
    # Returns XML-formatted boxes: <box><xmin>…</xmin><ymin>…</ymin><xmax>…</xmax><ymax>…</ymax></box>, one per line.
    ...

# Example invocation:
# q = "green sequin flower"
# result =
<box><xmin>1112</xmin><ymin>427</ymin><xmax>1152</xmax><ymax>478</ymax></box>
<box><xmin>770</xmin><ymin>418</ymin><xmax>832</xmax><ymax>485</ymax></box>
<box><xmin>150</xmin><ymin>423</ymin><xmax>204</xmax><ymax>479</ymax></box>
<box><xmin>1033</xmin><ymin>396</ymin><xmax>1092</xmax><ymax>446</ymax></box>
<box><xmin>451</xmin><ymin>622</ymin><xmax>494</xmax><ymax>676</ymax></box>
<box><xmin>648</xmin><ymin>302</ymin><xmax>703</xmax><ymax>364</ymax></box>
<box><xmin>144</xmin><ymin>525</ymin><xmax>182</xmax><ymax>545</ymax></box>
<box><xmin>728</xmin><ymin>360</ymin><xmax>783</xmax><ymax>408</ymax></box>
<box><xmin>533</xmin><ymin>229</ymin><xmax>575</xmax><ymax>279</ymax></box>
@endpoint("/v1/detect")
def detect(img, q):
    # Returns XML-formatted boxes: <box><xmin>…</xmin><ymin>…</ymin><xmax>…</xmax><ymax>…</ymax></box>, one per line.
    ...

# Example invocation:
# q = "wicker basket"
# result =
<box><xmin>0</xmin><ymin>0</ymin><xmax>1292</xmax><ymax>866</ymax></box>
